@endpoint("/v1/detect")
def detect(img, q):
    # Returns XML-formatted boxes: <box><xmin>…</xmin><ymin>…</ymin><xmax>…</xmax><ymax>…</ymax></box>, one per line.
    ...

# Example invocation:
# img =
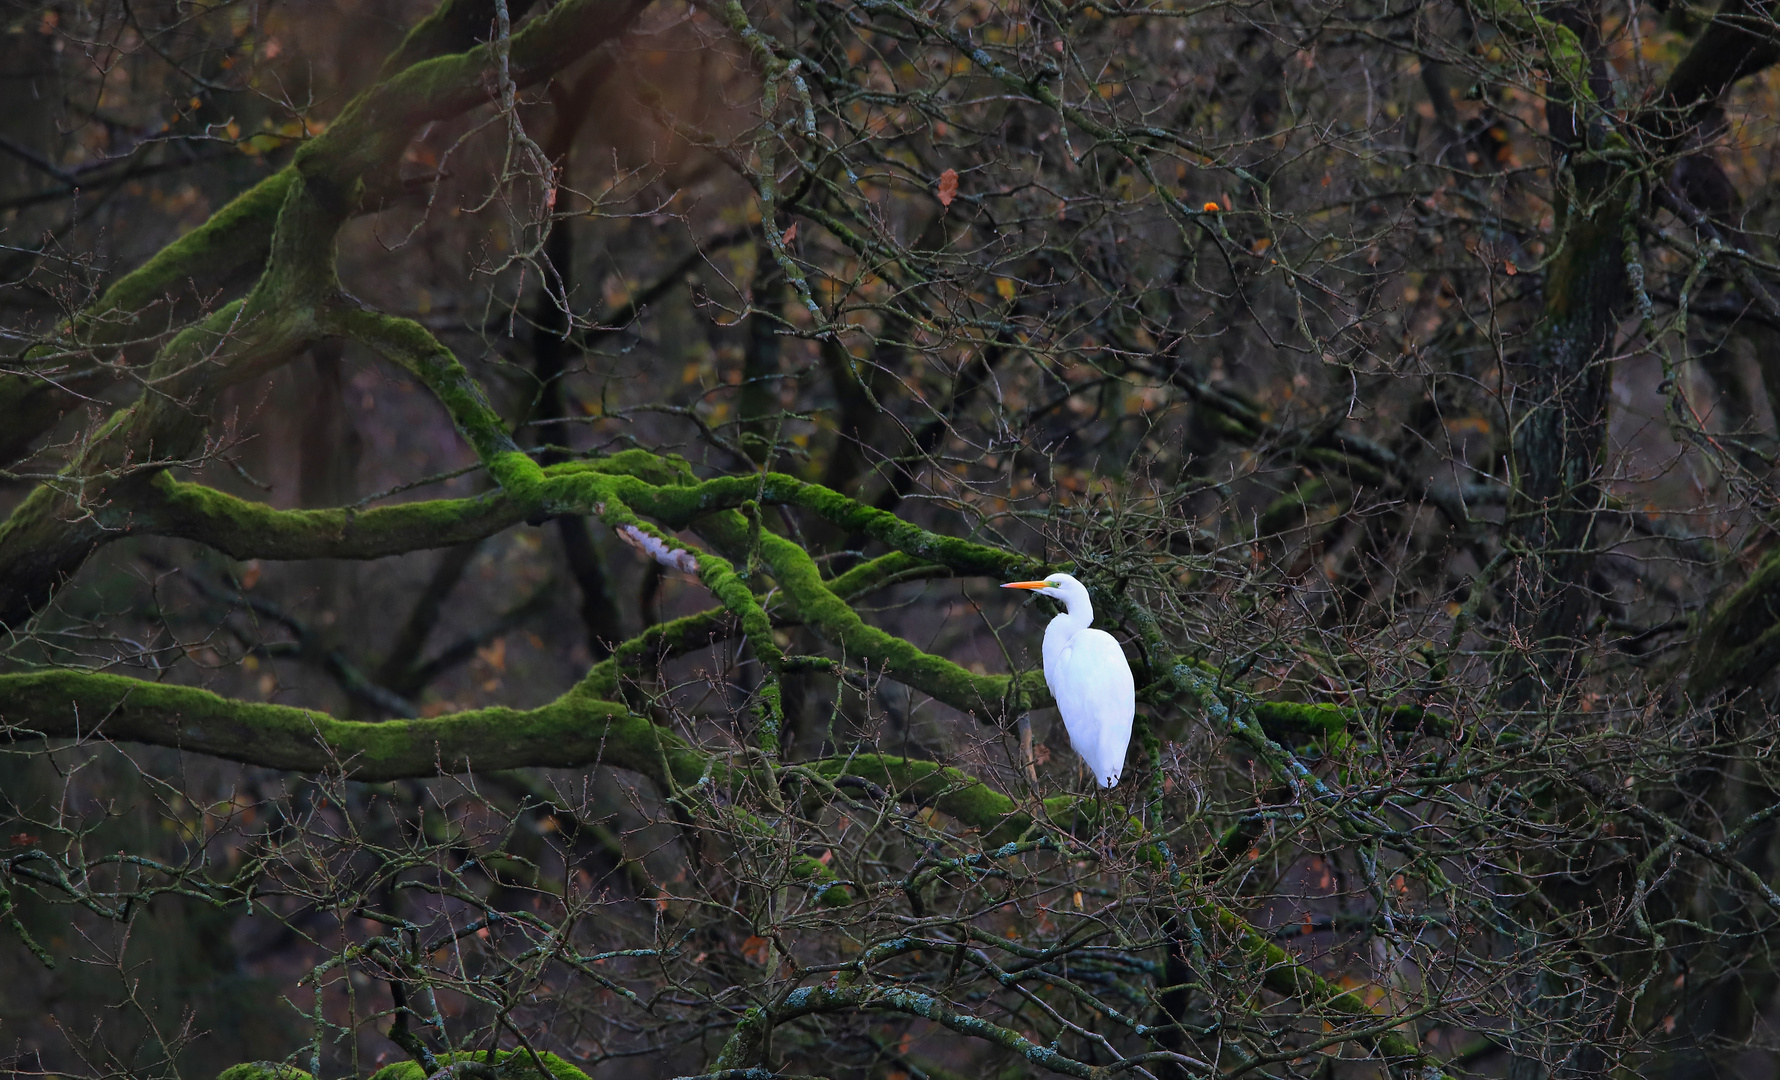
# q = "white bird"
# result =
<box><xmin>1001</xmin><ymin>573</ymin><xmax>1135</xmax><ymax>788</ymax></box>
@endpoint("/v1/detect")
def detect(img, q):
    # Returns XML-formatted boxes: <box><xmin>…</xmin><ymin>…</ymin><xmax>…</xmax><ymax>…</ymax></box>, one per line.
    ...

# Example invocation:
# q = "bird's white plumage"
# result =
<box><xmin>1003</xmin><ymin>573</ymin><xmax>1135</xmax><ymax>788</ymax></box>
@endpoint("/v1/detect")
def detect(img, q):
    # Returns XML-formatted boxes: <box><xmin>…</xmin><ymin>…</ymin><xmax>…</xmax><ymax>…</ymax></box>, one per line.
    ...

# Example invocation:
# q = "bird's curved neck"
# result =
<box><xmin>1050</xmin><ymin>592</ymin><xmax>1093</xmax><ymax>635</ymax></box>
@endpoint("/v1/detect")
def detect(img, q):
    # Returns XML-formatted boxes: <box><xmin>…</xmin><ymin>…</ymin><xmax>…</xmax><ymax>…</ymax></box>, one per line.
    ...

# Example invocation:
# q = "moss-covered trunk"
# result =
<box><xmin>1501</xmin><ymin>155</ymin><xmax>1632</xmax><ymax>704</ymax></box>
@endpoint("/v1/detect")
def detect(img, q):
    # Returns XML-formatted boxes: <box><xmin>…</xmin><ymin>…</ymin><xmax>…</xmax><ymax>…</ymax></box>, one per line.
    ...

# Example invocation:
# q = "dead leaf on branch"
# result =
<box><xmin>936</xmin><ymin>168</ymin><xmax>958</xmax><ymax>208</ymax></box>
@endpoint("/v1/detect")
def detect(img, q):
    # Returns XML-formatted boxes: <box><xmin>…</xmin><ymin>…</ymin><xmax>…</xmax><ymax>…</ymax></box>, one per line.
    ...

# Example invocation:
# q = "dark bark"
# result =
<box><xmin>872</xmin><ymin>342</ymin><xmax>1003</xmax><ymax>514</ymax></box>
<box><xmin>378</xmin><ymin>540</ymin><xmax>482</xmax><ymax>693</ymax></box>
<box><xmin>530</xmin><ymin>70</ymin><xmax>624</xmax><ymax>658</ymax></box>
<box><xmin>818</xmin><ymin>331</ymin><xmax>902</xmax><ymax>499</ymax></box>
<box><xmin>1647</xmin><ymin>0</ymin><xmax>1780</xmax><ymax>146</ymax></box>
<box><xmin>740</xmin><ymin>242</ymin><xmax>785</xmax><ymax>466</ymax></box>
<box><xmin>1500</xmin><ymin>176</ymin><xmax>1627</xmax><ymax>698</ymax></box>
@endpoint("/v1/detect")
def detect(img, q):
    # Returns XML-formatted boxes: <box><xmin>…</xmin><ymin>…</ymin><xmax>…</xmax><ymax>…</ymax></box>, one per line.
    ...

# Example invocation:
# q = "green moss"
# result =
<box><xmin>789</xmin><ymin>850</ymin><xmax>852</xmax><ymax>906</ymax></box>
<box><xmin>573</xmin><ymin>447</ymin><xmax>696</xmax><ymax>486</ymax></box>
<box><xmin>0</xmin><ymin>670</ymin><xmax>704</xmax><ymax>786</ymax></box>
<box><xmin>141</xmin><ymin>448</ymin><xmax>1033</xmax><ymax>736</ymax></box>
<box><xmin>809</xmin><ymin>755</ymin><xmax>1034</xmax><ymax>844</ymax></box>
<box><xmin>1256</xmin><ymin>479</ymin><xmax>1342</xmax><ymax>535</ymax></box>
<box><xmin>715</xmin><ymin>512</ymin><xmax>1041</xmax><ymax>719</ymax></box>
<box><xmin>569</xmin><ymin>491</ymin><xmax>787</xmax><ymax>754</ymax></box>
<box><xmin>577</xmin><ymin>550</ymin><xmax>941</xmax><ymax>702</ymax></box>
<box><xmin>751</xmin><ymin>678</ymin><xmax>785</xmax><ymax>757</ymax></box>
<box><xmin>375</xmin><ymin>0</ymin><xmax>541</xmax><ymax>81</ymax></box>
<box><xmin>766</xmin><ymin>526</ymin><xmax>1037</xmax><ymax>714</ymax></box>
<box><xmin>608</xmin><ymin>472</ymin><xmax>1037</xmax><ymax>578</ymax></box>
<box><xmin>1254</xmin><ymin>701</ymin><xmax>1348</xmax><ymax>735</ymax></box>
<box><xmin>558</xmin><ymin>465</ymin><xmax>1034</xmax><ymax>732</ymax></box>
<box><xmin>487</xmin><ymin>450</ymin><xmax>548</xmax><ymax>507</ymax></box>
<box><xmin>143</xmin><ymin>474</ymin><xmax>527</xmax><ymax>561</ymax></box>
<box><xmin>86</xmin><ymin>0</ymin><xmax>560</xmax><ymax>337</ymax></box>
<box><xmin>824</xmin><ymin>551</ymin><xmax>940</xmax><ymax>595</ymax></box>
<box><xmin>1197</xmin><ymin>899</ymin><xmax>1434</xmax><ymax>1068</ymax></box>
<box><xmin>368</xmin><ymin>1050</ymin><xmax>587</xmax><ymax>1080</ymax></box>
<box><xmin>4</xmin><ymin>0</ymin><xmax>662</xmax><ymax>618</ymax></box>
<box><xmin>216</xmin><ymin>1064</ymin><xmax>313</xmax><ymax>1080</ymax></box>
<box><xmin>1298</xmin><ymin>447</ymin><xmax>1385</xmax><ymax>487</ymax></box>
<box><xmin>1471</xmin><ymin>0</ymin><xmax>1590</xmax><ymax>90</ymax></box>
<box><xmin>257</xmin><ymin>178</ymin><xmax>351</xmax><ymax>302</ymax></box>
<box><xmin>330</xmin><ymin>308</ymin><xmax>524</xmax><ymax>473</ymax></box>
<box><xmin>580</xmin><ymin>608</ymin><xmax>724</xmax><ymax>698</ymax></box>
<box><xmin>1</xmin><ymin>0</ymin><xmax>559</xmax><ymax>459</ymax></box>
<box><xmin>1252</xmin><ymin>701</ymin><xmax>1439</xmax><ymax>739</ymax></box>
<box><xmin>299</xmin><ymin>0</ymin><xmax>640</xmax><ymax>188</ymax></box>
<box><xmin>713</xmin><ymin>1005</ymin><xmax>770</xmax><ymax>1070</ymax></box>
<box><xmin>691</xmin><ymin>547</ymin><xmax>786</xmax><ymax>754</ymax></box>
<box><xmin>691</xmin><ymin>546</ymin><xmax>784</xmax><ymax>669</ymax></box>
<box><xmin>750</xmin><ymin>473</ymin><xmax>1031</xmax><ymax>575</ymax></box>
<box><xmin>82</xmin><ymin>173</ymin><xmax>295</xmax><ymax>339</ymax></box>
<box><xmin>139</xmin><ymin>450</ymin><xmax>704</xmax><ymax>566</ymax></box>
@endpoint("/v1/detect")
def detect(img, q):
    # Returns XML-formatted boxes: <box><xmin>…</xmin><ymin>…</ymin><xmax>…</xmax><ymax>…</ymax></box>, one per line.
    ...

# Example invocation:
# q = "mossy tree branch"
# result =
<box><xmin>135</xmin><ymin>474</ymin><xmax>532</xmax><ymax>559</ymax></box>
<box><xmin>0</xmin><ymin>663</ymin><xmax>1437</xmax><ymax>1078</ymax></box>
<box><xmin>0</xmin><ymin>669</ymin><xmax>685</xmax><ymax>784</ymax></box>
<box><xmin>1691</xmin><ymin>543</ymin><xmax>1780</xmax><ymax>696</ymax></box>
<box><xmin>94</xmin><ymin>433</ymin><xmax>1047</xmax><ymax>723</ymax></box>
<box><xmin>0</xmin><ymin>0</ymin><xmax>652</xmax><ymax>630</ymax></box>
<box><xmin>0</xmin><ymin>0</ymin><xmax>544</xmax><ymax>468</ymax></box>
<box><xmin>113</xmin><ymin>450</ymin><xmax>1425</xmax><ymax>748</ymax></box>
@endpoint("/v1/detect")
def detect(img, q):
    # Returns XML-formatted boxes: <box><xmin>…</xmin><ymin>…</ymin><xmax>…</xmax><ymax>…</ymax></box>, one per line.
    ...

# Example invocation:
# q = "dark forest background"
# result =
<box><xmin>5</xmin><ymin>0</ymin><xmax>1780</xmax><ymax>1076</ymax></box>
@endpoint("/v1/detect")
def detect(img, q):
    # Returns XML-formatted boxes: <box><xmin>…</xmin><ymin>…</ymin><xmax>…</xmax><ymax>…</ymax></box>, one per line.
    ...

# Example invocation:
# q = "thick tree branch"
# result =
<box><xmin>0</xmin><ymin>0</ymin><xmax>653</xmax><ymax>629</ymax></box>
<box><xmin>0</xmin><ymin>669</ymin><xmax>669</xmax><ymax>783</ymax></box>
<box><xmin>0</xmin><ymin>0</ymin><xmax>545</xmax><ymax>467</ymax></box>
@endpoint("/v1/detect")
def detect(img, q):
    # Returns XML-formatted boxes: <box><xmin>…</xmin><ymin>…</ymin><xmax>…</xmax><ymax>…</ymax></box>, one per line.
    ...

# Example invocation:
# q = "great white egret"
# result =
<box><xmin>1001</xmin><ymin>573</ymin><xmax>1135</xmax><ymax>788</ymax></box>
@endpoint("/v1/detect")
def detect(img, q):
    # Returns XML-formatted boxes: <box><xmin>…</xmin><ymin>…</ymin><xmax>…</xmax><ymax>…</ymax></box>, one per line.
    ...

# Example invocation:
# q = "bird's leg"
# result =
<box><xmin>1093</xmin><ymin>786</ymin><xmax>1114</xmax><ymax>863</ymax></box>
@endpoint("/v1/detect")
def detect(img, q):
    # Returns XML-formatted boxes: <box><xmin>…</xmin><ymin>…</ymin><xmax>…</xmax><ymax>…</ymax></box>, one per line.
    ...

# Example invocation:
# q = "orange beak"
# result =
<box><xmin>1001</xmin><ymin>580</ymin><xmax>1050</xmax><ymax>590</ymax></box>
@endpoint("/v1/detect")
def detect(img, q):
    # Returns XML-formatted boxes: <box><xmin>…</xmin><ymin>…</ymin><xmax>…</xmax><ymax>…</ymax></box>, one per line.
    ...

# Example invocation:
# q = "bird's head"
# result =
<box><xmin>1000</xmin><ymin>572</ymin><xmax>1087</xmax><ymax>605</ymax></box>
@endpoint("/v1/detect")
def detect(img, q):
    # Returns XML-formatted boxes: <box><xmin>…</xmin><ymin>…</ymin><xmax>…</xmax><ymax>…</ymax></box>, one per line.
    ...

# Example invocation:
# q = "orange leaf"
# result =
<box><xmin>936</xmin><ymin>168</ymin><xmax>959</xmax><ymax>208</ymax></box>
<box><xmin>740</xmin><ymin>935</ymin><xmax>771</xmax><ymax>965</ymax></box>
<box><xmin>782</xmin><ymin>222</ymin><xmax>798</xmax><ymax>244</ymax></box>
<box><xmin>476</xmin><ymin>637</ymin><xmax>507</xmax><ymax>673</ymax></box>
<box><xmin>1504</xmin><ymin>259</ymin><xmax>1518</xmax><ymax>276</ymax></box>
